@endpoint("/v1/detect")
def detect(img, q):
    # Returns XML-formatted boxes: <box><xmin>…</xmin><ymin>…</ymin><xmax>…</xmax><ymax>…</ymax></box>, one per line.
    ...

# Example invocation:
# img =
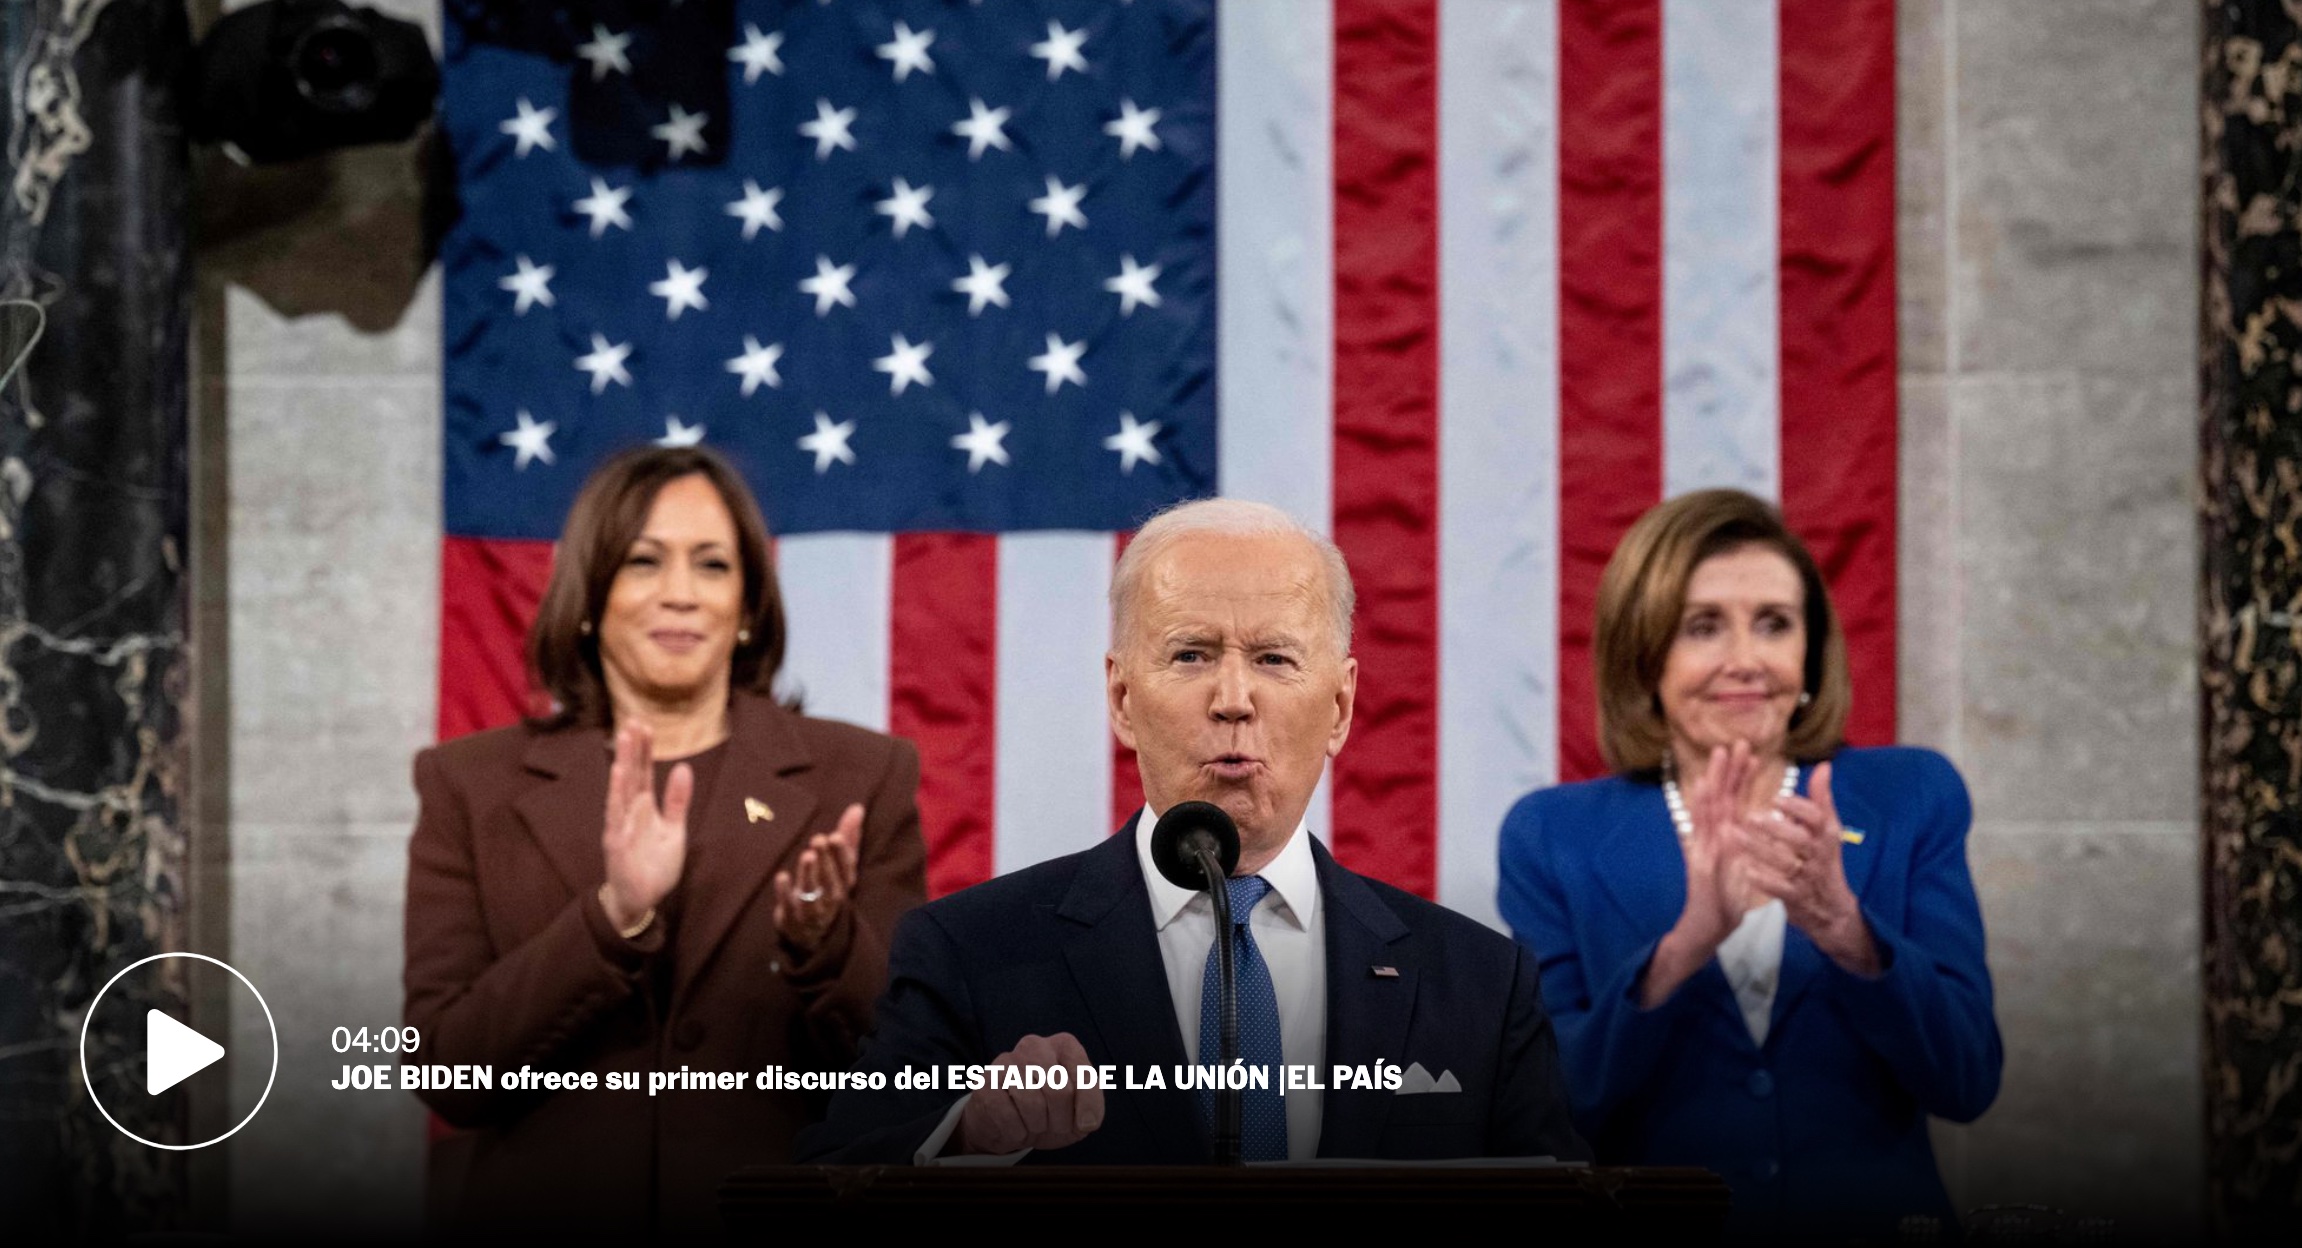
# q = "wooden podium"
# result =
<box><xmin>722</xmin><ymin>1165</ymin><xmax>1729</xmax><ymax>1237</ymax></box>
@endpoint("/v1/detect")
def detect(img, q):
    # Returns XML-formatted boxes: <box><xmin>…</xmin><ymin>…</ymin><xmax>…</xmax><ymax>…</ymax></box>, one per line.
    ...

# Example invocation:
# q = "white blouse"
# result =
<box><xmin>1717</xmin><ymin>899</ymin><xmax>1787</xmax><ymax>1046</ymax></box>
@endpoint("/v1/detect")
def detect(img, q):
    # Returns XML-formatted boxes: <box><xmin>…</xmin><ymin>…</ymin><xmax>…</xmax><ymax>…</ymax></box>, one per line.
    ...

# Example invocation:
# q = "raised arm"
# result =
<box><xmin>400</xmin><ymin>744</ymin><xmax>669</xmax><ymax>1128</ymax></box>
<box><xmin>774</xmin><ymin>737</ymin><xmax>928</xmax><ymax>1065</ymax></box>
<box><xmin>1496</xmin><ymin>791</ymin><xmax>1720</xmax><ymax>1135</ymax></box>
<box><xmin>1814</xmin><ymin>753</ymin><xmax>2002</xmax><ymax>1121</ymax></box>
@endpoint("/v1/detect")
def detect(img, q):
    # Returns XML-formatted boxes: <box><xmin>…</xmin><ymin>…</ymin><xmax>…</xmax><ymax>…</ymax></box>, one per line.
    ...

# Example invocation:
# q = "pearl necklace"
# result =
<box><xmin>1661</xmin><ymin>755</ymin><xmax>1799</xmax><ymax>842</ymax></box>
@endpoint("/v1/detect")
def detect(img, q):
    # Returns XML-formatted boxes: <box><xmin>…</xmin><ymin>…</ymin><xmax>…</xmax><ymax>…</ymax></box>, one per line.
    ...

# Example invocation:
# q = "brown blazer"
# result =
<box><xmin>401</xmin><ymin>691</ymin><xmax>925</xmax><ymax>1235</ymax></box>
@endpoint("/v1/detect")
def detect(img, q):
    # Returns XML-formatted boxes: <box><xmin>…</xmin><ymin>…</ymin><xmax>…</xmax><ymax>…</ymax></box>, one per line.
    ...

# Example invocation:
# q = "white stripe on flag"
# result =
<box><xmin>1662</xmin><ymin>0</ymin><xmax>1779</xmax><ymax>500</ymax></box>
<box><xmin>995</xmin><ymin>533</ymin><xmax>1116</xmax><ymax>875</ymax></box>
<box><xmin>776</xmin><ymin>533</ymin><xmax>892</xmax><ymax>733</ymax></box>
<box><xmin>1219</xmin><ymin>1</ymin><xmax>1335</xmax><ymax>845</ymax></box>
<box><xmin>1437</xmin><ymin>0</ymin><xmax>1561</xmax><ymax>930</ymax></box>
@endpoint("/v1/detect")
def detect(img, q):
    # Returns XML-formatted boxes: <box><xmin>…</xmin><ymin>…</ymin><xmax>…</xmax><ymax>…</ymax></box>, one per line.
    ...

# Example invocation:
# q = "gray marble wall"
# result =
<box><xmin>1900</xmin><ymin>0</ymin><xmax>2202</xmax><ymax>1238</ymax></box>
<box><xmin>194</xmin><ymin>0</ymin><xmax>2207</xmax><ymax>1236</ymax></box>
<box><xmin>197</xmin><ymin>0</ymin><xmax>439</xmax><ymax>1233</ymax></box>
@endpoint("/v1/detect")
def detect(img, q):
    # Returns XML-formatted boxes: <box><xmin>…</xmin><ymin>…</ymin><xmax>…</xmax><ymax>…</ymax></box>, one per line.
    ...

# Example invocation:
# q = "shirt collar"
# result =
<box><xmin>1133</xmin><ymin>805</ymin><xmax>1320</xmax><ymax>934</ymax></box>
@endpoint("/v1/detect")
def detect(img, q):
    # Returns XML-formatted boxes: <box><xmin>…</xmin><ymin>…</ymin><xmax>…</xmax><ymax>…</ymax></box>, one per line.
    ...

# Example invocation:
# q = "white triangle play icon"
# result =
<box><xmin>146</xmin><ymin>1009</ymin><xmax>225</xmax><ymax>1095</ymax></box>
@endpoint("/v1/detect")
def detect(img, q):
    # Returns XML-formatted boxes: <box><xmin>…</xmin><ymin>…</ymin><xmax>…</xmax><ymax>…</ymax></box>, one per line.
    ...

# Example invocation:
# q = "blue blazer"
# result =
<box><xmin>800</xmin><ymin>821</ymin><xmax>1588</xmax><ymax>1165</ymax></box>
<box><xmin>1496</xmin><ymin>747</ymin><xmax>2000</xmax><ymax>1232</ymax></box>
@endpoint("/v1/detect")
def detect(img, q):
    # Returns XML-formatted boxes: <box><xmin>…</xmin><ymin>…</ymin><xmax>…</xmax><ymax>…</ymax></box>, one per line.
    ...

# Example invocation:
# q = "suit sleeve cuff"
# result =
<box><xmin>915</xmin><ymin>1094</ymin><xmax>1032</xmax><ymax>1166</ymax></box>
<box><xmin>780</xmin><ymin>907</ymin><xmax>857</xmax><ymax>990</ymax></box>
<box><xmin>582</xmin><ymin>888</ymin><xmax>666</xmax><ymax>973</ymax></box>
<box><xmin>1620</xmin><ymin>935</ymin><xmax>1721</xmax><ymax>1016</ymax></box>
<box><xmin>1822</xmin><ymin>902</ymin><xmax>1899</xmax><ymax>982</ymax></box>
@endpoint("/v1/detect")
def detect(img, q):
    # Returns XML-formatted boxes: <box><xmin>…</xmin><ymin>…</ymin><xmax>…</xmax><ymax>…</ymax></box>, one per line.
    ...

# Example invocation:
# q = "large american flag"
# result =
<box><xmin>436</xmin><ymin>0</ymin><xmax>1898</xmax><ymax>924</ymax></box>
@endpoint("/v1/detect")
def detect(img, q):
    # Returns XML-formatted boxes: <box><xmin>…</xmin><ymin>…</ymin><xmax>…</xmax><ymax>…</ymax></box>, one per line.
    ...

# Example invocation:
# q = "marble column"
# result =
<box><xmin>2203</xmin><ymin>1</ymin><xmax>2302</xmax><ymax>1239</ymax></box>
<box><xmin>0</xmin><ymin>0</ymin><xmax>191</xmax><ymax>1235</ymax></box>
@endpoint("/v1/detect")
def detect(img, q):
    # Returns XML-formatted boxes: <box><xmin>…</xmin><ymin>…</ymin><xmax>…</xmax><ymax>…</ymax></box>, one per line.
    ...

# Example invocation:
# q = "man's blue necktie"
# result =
<box><xmin>1197</xmin><ymin>874</ymin><xmax>1288</xmax><ymax>1162</ymax></box>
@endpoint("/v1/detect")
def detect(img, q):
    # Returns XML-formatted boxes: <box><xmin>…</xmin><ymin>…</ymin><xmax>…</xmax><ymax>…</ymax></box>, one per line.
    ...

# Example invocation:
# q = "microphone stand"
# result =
<box><xmin>1193</xmin><ymin>843</ymin><xmax>1242</xmax><ymax>1166</ymax></box>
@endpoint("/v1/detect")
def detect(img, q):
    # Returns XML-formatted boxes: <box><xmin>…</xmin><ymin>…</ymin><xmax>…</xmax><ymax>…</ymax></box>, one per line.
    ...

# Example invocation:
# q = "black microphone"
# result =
<box><xmin>1150</xmin><ymin>800</ymin><xmax>1239</xmax><ymax>891</ymax></box>
<box><xmin>1150</xmin><ymin>801</ymin><xmax>1245</xmax><ymax>1165</ymax></box>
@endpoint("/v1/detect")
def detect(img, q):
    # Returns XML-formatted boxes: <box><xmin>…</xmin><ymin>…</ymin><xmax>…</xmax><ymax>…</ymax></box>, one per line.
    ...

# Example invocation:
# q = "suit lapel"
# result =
<box><xmin>1768</xmin><ymin>761</ymin><xmax>1884</xmax><ymax>1034</ymax></box>
<box><xmin>673</xmin><ymin>694</ymin><xmax>814</xmax><ymax>999</ymax></box>
<box><xmin>1056</xmin><ymin>825</ymin><xmax>1197</xmax><ymax>1162</ymax></box>
<box><xmin>512</xmin><ymin>728</ymin><xmax>612</xmax><ymax>900</ymax></box>
<box><xmin>1590</xmin><ymin>781</ymin><xmax>1760</xmax><ymax>1041</ymax></box>
<box><xmin>1590</xmin><ymin>783</ymin><xmax>1690</xmax><ymax>937</ymax></box>
<box><xmin>1312</xmin><ymin>840</ymin><xmax>1415</xmax><ymax>1159</ymax></box>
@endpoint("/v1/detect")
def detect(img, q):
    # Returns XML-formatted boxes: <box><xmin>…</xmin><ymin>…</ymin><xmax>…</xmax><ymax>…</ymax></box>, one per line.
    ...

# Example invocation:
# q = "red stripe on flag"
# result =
<box><xmin>1110</xmin><ymin>531</ymin><xmax>1145</xmax><ymax>834</ymax></box>
<box><xmin>437</xmin><ymin>536</ymin><xmax>555</xmax><ymax>740</ymax></box>
<box><xmin>890</xmin><ymin>534</ymin><xmax>996</xmax><ymax>898</ymax></box>
<box><xmin>1332</xmin><ymin>0</ymin><xmax>1439</xmax><ymax>898</ymax></box>
<box><xmin>1557</xmin><ymin>0</ymin><xmax>1664</xmax><ymax>782</ymax></box>
<box><xmin>1778</xmin><ymin>0</ymin><xmax>1898</xmax><ymax>746</ymax></box>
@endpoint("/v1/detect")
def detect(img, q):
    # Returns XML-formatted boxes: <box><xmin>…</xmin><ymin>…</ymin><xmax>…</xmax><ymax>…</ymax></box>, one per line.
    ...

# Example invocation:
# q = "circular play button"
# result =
<box><xmin>79</xmin><ymin>952</ymin><xmax>277</xmax><ymax>1151</ymax></box>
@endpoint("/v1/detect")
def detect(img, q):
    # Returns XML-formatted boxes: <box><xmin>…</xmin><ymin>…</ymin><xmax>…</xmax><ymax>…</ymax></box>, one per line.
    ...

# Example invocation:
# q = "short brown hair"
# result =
<box><xmin>526</xmin><ymin>447</ymin><xmax>786</xmax><ymax>730</ymax></box>
<box><xmin>1592</xmin><ymin>488</ymin><xmax>1849</xmax><ymax>774</ymax></box>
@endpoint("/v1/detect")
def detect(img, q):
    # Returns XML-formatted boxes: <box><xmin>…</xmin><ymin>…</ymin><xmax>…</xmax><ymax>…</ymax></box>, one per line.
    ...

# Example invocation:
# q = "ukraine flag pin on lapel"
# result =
<box><xmin>745</xmin><ymin>797</ymin><xmax>774</xmax><ymax>824</ymax></box>
<box><xmin>1840</xmin><ymin>827</ymin><xmax>1865</xmax><ymax>845</ymax></box>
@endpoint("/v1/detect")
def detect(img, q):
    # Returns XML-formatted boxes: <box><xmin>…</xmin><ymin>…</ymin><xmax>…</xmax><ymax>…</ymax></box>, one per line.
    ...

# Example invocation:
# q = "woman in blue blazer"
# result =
<box><xmin>1497</xmin><ymin>489</ymin><xmax>2001</xmax><ymax>1239</ymax></box>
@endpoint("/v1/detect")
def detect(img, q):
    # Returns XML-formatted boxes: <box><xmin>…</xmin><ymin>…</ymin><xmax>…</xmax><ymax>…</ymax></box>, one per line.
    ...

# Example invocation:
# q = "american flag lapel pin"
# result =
<box><xmin>1371</xmin><ymin>965</ymin><xmax>1399</xmax><ymax>979</ymax></box>
<box><xmin>745</xmin><ymin>797</ymin><xmax>774</xmax><ymax>824</ymax></box>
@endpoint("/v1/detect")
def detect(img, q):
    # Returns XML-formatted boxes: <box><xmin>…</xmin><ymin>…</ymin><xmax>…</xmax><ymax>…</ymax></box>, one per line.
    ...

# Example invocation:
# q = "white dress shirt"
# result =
<box><xmin>1133</xmin><ymin>806</ymin><xmax>1327</xmax><ymax>1160</ymax></box>
<box><xmin>919</xmin><ymin>809</ymin><xmax>1329</xmax><ymax>1163</ymax></box>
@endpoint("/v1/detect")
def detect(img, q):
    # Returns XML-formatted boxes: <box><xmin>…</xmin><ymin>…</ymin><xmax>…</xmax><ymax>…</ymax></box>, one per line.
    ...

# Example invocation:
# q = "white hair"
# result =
<box><xmin>1109</xmin><ymin>498</ymin><xmax>1355</xmax><ymax>654</ymax></box>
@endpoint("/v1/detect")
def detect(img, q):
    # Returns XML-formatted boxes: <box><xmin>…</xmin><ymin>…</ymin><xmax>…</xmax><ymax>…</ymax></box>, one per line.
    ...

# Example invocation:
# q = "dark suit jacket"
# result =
<box><xmin>402</xmin><ymin>692</ymin><xmax>925</xmax><ymax>1233</ymax></box>
<box><xmin>798</xmin><ymin>822</ymin><xmax>1588</xmax><ymax>1165</ymax></box>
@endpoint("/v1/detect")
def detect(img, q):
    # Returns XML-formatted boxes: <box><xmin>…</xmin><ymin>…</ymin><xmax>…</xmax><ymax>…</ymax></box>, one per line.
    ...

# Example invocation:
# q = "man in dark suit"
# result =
<box><xmin>800</xmin><ymin>499</ymin><xmax>1586</xmax><ymax>1165</ymax></box>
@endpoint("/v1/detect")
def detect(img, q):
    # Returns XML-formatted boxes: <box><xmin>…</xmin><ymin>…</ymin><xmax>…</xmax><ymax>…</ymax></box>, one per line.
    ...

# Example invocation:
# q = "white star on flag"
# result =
<box><xmin>801</xmin><ymin>99</ymin><xmax>858</xmax><ymax>160</ymax></box>
<box><xmin>798</xmin><ymin>411</ymin><xmax>856</xmax><ymax>472</ymax></box>
<box><xmin>952</xmin><ymin>255</ymin><xmax>1011</xmax><ymax>316</ymax></box>
<box><xmin>726</xmin><ymin>336</ymin><xmax>783</xmax><ymax>396</ymax></box>
<box><xmin>800</xmin><ymin>255</ymin><xmax>858</xmax><ymax>316</ymax></box>
<box><xmin>1103</xmin><ymin>411</ymin><xmax>1162</xmax><ymax>474</ymax></box>
<box><xmin>499</xmin><ymin>410</ymin><xmax>556</xmax><ymax>470</ymax></box>
<box><xmin>649</xmin><ymin>260</ymin><xmax>709</xmax><ymax>319</ymax></box>
<box><xmin>573</xmin><ymin>178</ymin><xmax>633</xmax><ymax>237</ymax></box>
<box><xmin>873</xmin><ymin>334</ymin><xmax>935</xmax><ymax>396</ymax></box>
<box><xmin>498</xmin><ymin>255</ymin><xmax>554</xmax><ymax>315</ymax></box>
<box><xmin>952</xmin><ymin>412</ymin><xmax>1012</xmax><ymax>473</ymax></box>
<box><xmin>1030</xmin><ymin>20</ymin><xmax>1088</xmax><ymax>81</ymax></box>
<box><xmin>1028</xmin><ymin>333</ymin><xmax>1087</xmax><ymax>394</ymax></box>
<box><xmin>499</xmin><ymin>97</ymin><xmax>556</xmax><ymax>157</ymax></box>
<box><xmin>952</xmin><ymin>98</ymin><xmax>1013</xmax><ymax>160</ymax></box>
<box><xmin>1029</xmin><ymin>175</ymin><xmax>1087</xmax><ymax>237</ymax></box>
<box><xmin>876</xmin><ymin>21</ymin><xmax>935</xmax><ymax>81</ymax></box>
<box><xmin>575</xmin><ymin>25</ymin><xmax>632</xmax><ymax>80</ymax></box>
<box><xmin>1105</xmin><ymin>99</ymin><xmax>1162</xmax><ymax>159</ymax></box>
<box><xmin>728</xmin><ymin>24</ymin><xmax>784</xmax><ymax>84</ymax></box>
<box><xmin>726</xmin><ymin>180</ymin><xmax>784</xmax><ymax>239</ymax></box>
<box><xmin>656</xmin><ymin>416</ymin><xmax>706</xmax><ymax>448</ymax></box>
<box><xmin>875</xmin><ymin>178</ymin><xmax>935</xmax><ymax>238</ymax></box>
<box><xmin>653</xmin><ymin>104</ymin><xmax>709</xmax><ymax>161</ymax></box>
<box><xmin>1104</xmin><ymin>254</ymin><xmax>1161</xmax><ymax>316</ymax></box>
<box><xmin>574</xmin><ymin>334</ymin><xmax>633</xmax><ymax>393</ymax></box>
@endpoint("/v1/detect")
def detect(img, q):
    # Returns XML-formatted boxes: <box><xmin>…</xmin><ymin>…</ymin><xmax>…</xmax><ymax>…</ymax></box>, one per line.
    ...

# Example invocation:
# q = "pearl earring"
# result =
<box><xmin>738</xmin><ymin>628</ymin><xmax>752</xmax><ymax>645</ymax></box>
<box><xmin>579</xmin><ymin>619</ymin><xmax>593</xmax><ymax>636</ymax></box>
<box><xmin>1797</xmin><ymin>691</ymin><xmax>1813</xmax><ymax>707</ymax></box>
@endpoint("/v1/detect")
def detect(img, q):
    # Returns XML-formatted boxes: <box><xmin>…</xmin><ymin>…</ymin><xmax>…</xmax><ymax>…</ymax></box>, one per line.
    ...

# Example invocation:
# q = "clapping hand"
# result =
<box><xmin>771</xmin><ymin>803</ymin><xmax>863</xmax><ymax>954</ymax></box>
<box><xmin>1644</xmin><ymin>742</ymin><xmax>1767</xmax><ymax>1006</ymax></box>
<box><xmin>1734</xmin><ymin>761</ymin><xmax>1881</xmax><ymax>975</ymax></box>
<box><xmin>600</xmin><ymin>723</ymin><xmax>690</xmax><ymax>934</ymax></box>
<box><xmin>1679</xmin><ymin>741</ymin><xmax>1763</xmax><ymax>947</ymax></box>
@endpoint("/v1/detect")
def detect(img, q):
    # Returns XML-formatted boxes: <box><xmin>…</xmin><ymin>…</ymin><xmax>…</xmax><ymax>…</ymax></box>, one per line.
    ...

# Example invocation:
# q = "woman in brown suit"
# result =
<box><xmin>402</xmin><ymin>446</ymin><xmax>926</xmax><ymax>1234</ymax></box>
